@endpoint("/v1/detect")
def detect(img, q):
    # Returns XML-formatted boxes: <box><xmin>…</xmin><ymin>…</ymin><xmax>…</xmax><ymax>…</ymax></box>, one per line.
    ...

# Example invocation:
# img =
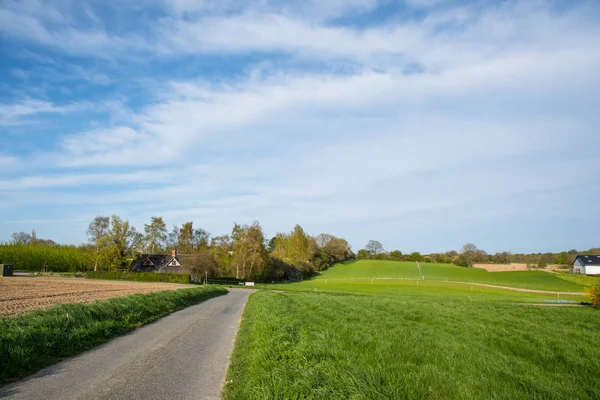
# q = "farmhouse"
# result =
<box><xmin>129</xmin><ymin>250</ymin><xmax>218</xmax><ymax>281</ymax></box>
<box><xmin>573</xmin><ymin>255</ymin><xmax>600</xmax><ymax>275</ymax></box>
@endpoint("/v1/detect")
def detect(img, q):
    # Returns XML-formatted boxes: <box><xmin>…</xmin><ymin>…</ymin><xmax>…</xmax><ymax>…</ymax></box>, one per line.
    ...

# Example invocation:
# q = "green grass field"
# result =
<box><xmin>308</xmin><ymin>260</ymin><xmax>586</xmax><ymax>292</ymax></box>
<box><xmin>225</xmin><ymin>260</ymin><xmax>599</xmax><ymax>399</ymax></box>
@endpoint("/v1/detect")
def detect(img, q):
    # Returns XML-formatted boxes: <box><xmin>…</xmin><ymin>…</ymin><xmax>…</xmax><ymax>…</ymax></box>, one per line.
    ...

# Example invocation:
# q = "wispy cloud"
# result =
<box><xmin>0</xmin><ymin>0</ymin><xmax>599</xmax><ymax>251</ymax></box>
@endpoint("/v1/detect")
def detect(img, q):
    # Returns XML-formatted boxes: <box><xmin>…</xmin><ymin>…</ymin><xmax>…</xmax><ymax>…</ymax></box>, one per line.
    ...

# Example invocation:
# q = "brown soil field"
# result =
<box><xmin>0</xmin><ymin>277</ymin><xmax>193</xmax><ymax>316</ymax></box>
<box><xmin>474</xmin><ymin>263</ymin><xmax>561</xmax><ymax>272</ymax></box>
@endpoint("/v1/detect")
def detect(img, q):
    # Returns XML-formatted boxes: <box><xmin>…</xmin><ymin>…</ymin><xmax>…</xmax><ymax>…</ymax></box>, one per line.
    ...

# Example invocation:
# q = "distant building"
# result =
<box><xmin>129</xmin><ymin>250</ymin><xmax>217</xmax><ymax>282</ymax></box>
<box><xmin>573</xmin><ymin>255</ymin><xmax>600</xmax><ymax>275</ymax></box>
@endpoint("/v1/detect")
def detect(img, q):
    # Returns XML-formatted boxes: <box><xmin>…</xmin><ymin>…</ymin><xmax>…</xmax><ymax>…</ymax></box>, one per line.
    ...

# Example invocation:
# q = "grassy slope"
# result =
<box><xmin>224</xmin><ymin>291</ymin><xmax>600</xmax><ymax>400</ymax></box>
<box><xmin>551</xmin><ymin>270</ymin><xmax>600</xmax><ymax>288</ymax></box>
<box><xmin>0</xmin><ymin>286</ymin><xmax>227</xmax><ymax>384</ymax></box>
<box><xmin>314</xmin><ymin>260</ymin><xmax>585</xmax><ymax>292</ymax></box>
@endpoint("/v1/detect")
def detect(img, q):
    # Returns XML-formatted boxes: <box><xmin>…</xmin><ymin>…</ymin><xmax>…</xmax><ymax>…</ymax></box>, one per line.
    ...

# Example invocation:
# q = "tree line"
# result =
<box><xmin>82</xmin><ymin>215</ymin><xmax>355</xmax><ymax>281</ymax></box>
<box><xmin>356</xmin><ymin>240</ymin><xmax>598</xmax><ymax>268</ymax></box>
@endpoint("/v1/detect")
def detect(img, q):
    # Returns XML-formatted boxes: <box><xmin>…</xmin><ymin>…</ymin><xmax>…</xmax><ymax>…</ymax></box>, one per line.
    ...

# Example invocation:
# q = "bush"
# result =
<box><xmin>588</xmin><ymin>284</ymin><xmax>600</xmax><ymax>309</ymax></box>
<box><xmin>86</xmin><ymin>271</ymin><xmax>191</xmax><ymax>284</ymax></box>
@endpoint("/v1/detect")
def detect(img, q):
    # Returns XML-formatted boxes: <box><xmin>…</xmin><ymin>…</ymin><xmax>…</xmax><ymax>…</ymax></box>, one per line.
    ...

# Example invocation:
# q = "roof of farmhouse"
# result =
<box><xmin>575</xmin><ymin>255</ymin><xmax>600</xmax><ymax>266</ymax></box>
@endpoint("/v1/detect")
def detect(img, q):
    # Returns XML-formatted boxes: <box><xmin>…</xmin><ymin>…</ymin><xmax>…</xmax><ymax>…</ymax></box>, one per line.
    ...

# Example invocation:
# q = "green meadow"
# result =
<box><xmin>224</xmin><ymin>260</ymin><xmax>598</xmax><ymax>399</ymax></box>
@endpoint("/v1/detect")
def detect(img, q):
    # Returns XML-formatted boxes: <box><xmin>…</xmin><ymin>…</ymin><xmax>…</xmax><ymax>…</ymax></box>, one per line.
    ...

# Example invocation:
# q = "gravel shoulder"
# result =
<box><xmin>0</xmin><ymin>288</ymin><xmax>255</xmax><ymax>400</ymax></box>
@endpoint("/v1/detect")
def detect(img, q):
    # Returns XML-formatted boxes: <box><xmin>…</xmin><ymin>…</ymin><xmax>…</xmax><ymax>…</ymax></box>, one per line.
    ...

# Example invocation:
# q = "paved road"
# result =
<box><xmin>0</xmin><ymin>288</ymin><xmax>255</xmax><ymax>400</ymax></box>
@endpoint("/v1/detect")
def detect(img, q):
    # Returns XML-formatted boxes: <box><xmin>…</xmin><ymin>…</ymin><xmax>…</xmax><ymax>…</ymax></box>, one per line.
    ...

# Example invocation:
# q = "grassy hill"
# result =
<box><xmin>226</xmin><ymin>261</ymin><xmax>598</xmax><ymax>399</ymax></box>
<box><xmin>314</xmin><ymin>260</ymin><xmax>585</xmax><ymax>292</ymax></box>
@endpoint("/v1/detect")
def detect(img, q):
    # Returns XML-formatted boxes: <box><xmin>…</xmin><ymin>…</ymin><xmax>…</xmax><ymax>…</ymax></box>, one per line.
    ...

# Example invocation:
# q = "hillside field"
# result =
<box><xmin>224</xmin><ymin>260</ymin><xmax>599</xmax><ymax>399</ymax></box>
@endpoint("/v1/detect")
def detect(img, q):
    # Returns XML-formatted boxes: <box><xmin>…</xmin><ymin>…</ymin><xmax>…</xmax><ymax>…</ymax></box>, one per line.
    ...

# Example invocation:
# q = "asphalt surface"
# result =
<box><xmin>1</xmin><ymin>288</ymin><xmax>255</xmax><ymax>400</ymax></box>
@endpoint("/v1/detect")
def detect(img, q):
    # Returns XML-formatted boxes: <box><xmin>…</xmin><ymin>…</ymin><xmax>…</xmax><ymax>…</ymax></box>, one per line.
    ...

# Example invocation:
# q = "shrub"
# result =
<box><xmin>588</xmin><ymin>284</ymin><xmax>600</xmax><ymax>309</ymax></box>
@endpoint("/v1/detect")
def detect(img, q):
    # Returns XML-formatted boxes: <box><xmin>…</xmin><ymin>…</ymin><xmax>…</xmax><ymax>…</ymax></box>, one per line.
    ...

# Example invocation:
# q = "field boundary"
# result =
<box><xmin>315</xmin><ymin>277</ymin><xmax>586</xmax><ymax>295</ymax></box>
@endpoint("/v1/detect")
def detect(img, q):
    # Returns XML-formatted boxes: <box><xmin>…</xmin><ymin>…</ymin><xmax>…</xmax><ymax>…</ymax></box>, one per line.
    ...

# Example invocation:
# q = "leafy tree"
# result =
<box><xmin>556</xmin><ymin>252</ymin><xmax>568</xmax><ymax>265</ymax></box>
<box><xmin>144</xmin><ymin>216</ymin><xmax>167</xmax><ymax>253</ymax></box>
<box><xmin>409</xmin><ymin>252</ymin><xmax>423</xmax><ymax>262</ymax></box>
<box><xmin>193</xmin><ymin>228</ymin><xmax>210</xmax><ymax>251</ymax></box>
<box><xmin>109</xmin><ymin>215</ymin><xmax>142</xmax><ymax>270</ymax></box>
<box><xmin>389</xmin><ymin>250</ymin><xmax>403</xmax><ymax>261</ymax></box>
<box><xmin>231</xmin><ymin>221</ymin><xmax>268</xmax><ymax>280</ymax></box>
<box><xmin>210</xmin><ymin>235</ymin><xmax>234</xmax><ymax>276</ymax></box>
<box><xmin>178</xmin><ymin>222</ymin><xmax>195</xmax><ymax>253</ymax></box>
<box><xmin>86</xmin><ymin>216</ymin><xmax>110</xmax><ymax>271</ymax></box>
<box><xmin>357</xmin><ymin>249</ymin><xmax>369</xmax><ymax>259</ymax></box>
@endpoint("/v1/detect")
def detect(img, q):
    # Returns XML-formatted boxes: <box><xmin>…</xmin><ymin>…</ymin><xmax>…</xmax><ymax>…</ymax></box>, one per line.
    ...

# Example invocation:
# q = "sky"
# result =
<box><xmin>1</xmin><ymin>0</ymin><xmax>599</xmax><ymax>254</ymax></box>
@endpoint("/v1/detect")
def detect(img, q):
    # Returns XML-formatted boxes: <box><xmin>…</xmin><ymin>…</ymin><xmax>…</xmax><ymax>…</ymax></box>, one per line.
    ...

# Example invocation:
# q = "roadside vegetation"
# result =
<box><xmin>224</xmin><ymin>290</ymin><xmax>600</xmax><ymax>400</ymax></box>
<box><xmin>0</xmin><ymin>286</ymin><xmax>226</xmax><ymax>384</ymax></box>
<box><xmin>86</xmin><ymin>271</ymin><xmax>191</xmax><ymax>284</ymax></box>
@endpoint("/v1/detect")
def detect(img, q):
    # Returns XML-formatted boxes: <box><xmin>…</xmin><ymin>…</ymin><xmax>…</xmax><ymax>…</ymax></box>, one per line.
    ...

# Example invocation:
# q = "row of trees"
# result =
<box><xmin>83</xmin><ymin>215</ymin><xmax>354</xmax><ymax>281</ymax></box>
<box><xmin>356</xmin><ymin>241</ymin><xmax>597</xmax><ymax>268</ymax></box>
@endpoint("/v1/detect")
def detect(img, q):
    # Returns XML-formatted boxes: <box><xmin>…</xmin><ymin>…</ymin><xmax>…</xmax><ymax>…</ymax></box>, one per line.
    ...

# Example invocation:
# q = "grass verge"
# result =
<box><xmin>0</xmin><ymin>286</ymin><xmax>227</xmax><ymax>384</ymax></box>
<box><xmin>86</xmin><ymin>270</ymin><xmax>192</xmax><ymax>284</ymax></box>
<box><xmin>224</xmin><ymin>291</ymin><xmax>600</xmax><ymax>400</ymax></box>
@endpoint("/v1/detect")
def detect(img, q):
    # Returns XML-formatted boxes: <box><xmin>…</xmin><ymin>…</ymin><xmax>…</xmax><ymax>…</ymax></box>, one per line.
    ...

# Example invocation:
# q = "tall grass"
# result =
<box><xmin>0</xmin><ymin>244</ymin><xmax>88</xmax><ymax>272</ymax></box>
<box><xmin>86</xmin><ymin>271</ymin><xmax>192</xmax><ymax>284</ymax></box>
<box><xmin>0</xmin><ymin>286</ymin><xmax>227</xmax><ymax>384</ymax></box>
<box><xmin>224</xmin><ymin>291</ymin><xmax>600</xmax><ymax>400</ymax></box>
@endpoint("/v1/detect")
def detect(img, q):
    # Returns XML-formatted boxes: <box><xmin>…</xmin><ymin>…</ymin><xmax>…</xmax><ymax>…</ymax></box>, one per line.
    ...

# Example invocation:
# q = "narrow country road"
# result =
<box><xmin>0</xmin><ymin>288</ymin><xmax>255</xmax><ymax>400</ymax></box>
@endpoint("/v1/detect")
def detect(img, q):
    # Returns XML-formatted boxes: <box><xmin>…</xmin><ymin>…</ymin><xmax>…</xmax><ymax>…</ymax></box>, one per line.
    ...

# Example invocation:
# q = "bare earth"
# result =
<box><xmin>473</xmin><ymin>263</ymin><xmax>561</xmax><ymax>272</ymax></box>
<box><xmin>0</xmin><ymin>277</ymin><xmax>193</xmax><ymax>316</ymax></box>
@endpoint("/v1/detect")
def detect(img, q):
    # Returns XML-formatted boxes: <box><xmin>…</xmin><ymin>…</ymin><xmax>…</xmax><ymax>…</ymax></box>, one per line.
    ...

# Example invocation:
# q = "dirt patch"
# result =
<box><xmin>474</xmin><ymin>263</ymin><xmax>562</xmax><ymax>272</ymax></box>
<box><xmin>0</xmin><ymin>277</ymin><xmax>193</xmax><ymax>316</ymax></box>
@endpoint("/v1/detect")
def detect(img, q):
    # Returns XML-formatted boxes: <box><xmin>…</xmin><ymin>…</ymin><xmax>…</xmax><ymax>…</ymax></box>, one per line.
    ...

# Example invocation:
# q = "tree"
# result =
<box><xmin>315</xmin><ymin>233</ymin><xmax>334</xmax><ymax>249</ymax></box>
<box><xmin>86</xmin><ymin>216</ymin><xmax>110</xmax><ymax>271</ymax></box>
<box><xmin>364</xmin><ymin>240</ymin><xmax>384</xmax><ymax>257</ymax></box>
<box><xmin>231</xmin><ymin>221</ymin><xmax>268</xmax><ymax>280</ymax></box>
<box><xmin>357</xmin><ymin>249</ymin><xmax>369</xmax><ymax>259</ymax></box>
<box><xmin>178</xmin><ymin>222</ymin><xmax>195</xmax><ymax>253</ymax></box>
<box><xmin>210</xmin><ymin>235</ymin><xmax>234</xmax><ymax>276</ymax></box>
<box><xmin>109</xmin><ymin>215</ymin><xmax>142</xmax><ymax>269</ymax></box>
<box><xmin>556</xmin><ymin>252</ymin><xmax>568</xmax><ymax>265</ymax></box>
<box><xmin>11</xmin><ymin>231</ymin><xmax>32</xmax><ymax>244</ymax></box>
<box><xmin>409</xmin><ymin>252</ymin><xmax>423</xmax><ymax>262</ymax></box>
<box><xmin>460</xmin><ymin>243</ymin><xmax>478</xmax><ymax>268</ymax></box>
<box><xmin>389</xmin><ymin>250</ymin><xmax>403</xmax><ymax>261</ymax></box>
<box><xmin>144</xmin><ymin>216</ymin><xmax>167</xmax><ymax>253</ymax></box>
<box><xmin>193</xmin><ymin>228</ymin><xmax>210</xmax><ymax>251</ymax></box>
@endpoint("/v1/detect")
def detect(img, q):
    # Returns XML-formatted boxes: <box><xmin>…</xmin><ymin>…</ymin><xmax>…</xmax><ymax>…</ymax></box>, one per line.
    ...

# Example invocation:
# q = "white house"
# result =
<box><xmin>573</xmin><ymin>255</ymin><xmax>600</xmax><ymax>275</ymax></box>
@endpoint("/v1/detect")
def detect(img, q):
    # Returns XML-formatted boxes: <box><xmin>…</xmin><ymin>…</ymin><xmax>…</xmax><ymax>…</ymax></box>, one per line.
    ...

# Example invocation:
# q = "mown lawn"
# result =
<box><xmin>315</xmin><ymin>260</ymin><xmax>585</xmax><ymax>292</ymax></box>
<box><xmin>224</xmin><ymin>291</ymin><xmax>600</xmax><ymax>400</ymax></box>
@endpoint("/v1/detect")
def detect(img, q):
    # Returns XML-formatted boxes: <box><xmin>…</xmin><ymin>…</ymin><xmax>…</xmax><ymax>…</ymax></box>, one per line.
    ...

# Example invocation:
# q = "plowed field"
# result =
<box><xmin>0</xmin><ymin>277</ymin><xmax>193</xmax><ymax>316</ymax></box>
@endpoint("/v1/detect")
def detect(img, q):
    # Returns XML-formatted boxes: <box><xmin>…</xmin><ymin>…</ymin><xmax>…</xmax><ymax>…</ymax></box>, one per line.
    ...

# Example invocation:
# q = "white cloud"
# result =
<box><xmin>1</xmin><ymin>0</ymin><xmax>599</xmax><ymax>250</ymax></box>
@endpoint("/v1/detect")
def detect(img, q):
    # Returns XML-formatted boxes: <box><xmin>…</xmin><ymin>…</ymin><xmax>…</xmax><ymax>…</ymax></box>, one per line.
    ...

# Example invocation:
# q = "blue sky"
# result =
<box><xmin>1</xmin><ymin>0</ymin><xmax>599</xmax><ymax>253</ymax></box>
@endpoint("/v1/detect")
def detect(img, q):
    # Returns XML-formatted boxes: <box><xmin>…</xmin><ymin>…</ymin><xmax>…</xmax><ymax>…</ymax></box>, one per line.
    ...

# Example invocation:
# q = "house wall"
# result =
<box><xmin>573</xmin><ymin>259</ymin><xmax>585</xmax><ymax>274</ymax></box>
<box><xmin>586</xmin><ymin>266</ymin><xmax>600</xmax><ymax>275</ymax></box>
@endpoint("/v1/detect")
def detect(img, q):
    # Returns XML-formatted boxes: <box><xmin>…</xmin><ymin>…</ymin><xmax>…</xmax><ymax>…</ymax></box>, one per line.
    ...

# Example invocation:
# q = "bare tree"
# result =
<box><xmin>460</xmin><ymin>243</ymin><xmax>478</xmax><ymax>268</ymax></box>
<box><xmin>365</xmin><ymin>240</ymin><xmax>384</xmax><ymax>256</ymax></box>
<box><xmin>11</xmin><ymin>232</ymin><xmax>32</xmax><ymax>244</ymax></box>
